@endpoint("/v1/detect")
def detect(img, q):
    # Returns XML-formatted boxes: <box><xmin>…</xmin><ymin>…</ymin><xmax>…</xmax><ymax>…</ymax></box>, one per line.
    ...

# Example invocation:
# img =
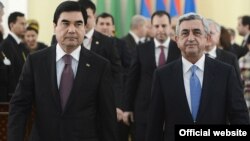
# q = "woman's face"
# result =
<box><xmin>24</xmin><ymin>29</ymin><xmax>38</xmax><ymax>49</ymax></box>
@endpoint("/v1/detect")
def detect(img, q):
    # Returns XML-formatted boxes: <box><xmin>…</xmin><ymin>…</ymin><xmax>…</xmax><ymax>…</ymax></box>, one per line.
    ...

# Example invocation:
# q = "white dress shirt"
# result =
<box><xmin>154</xmin><ymin>38</ymin><xmax>170</xmax><ymax>66</ymax></box>
<box><xmin>182</xmin><ymin>54</ymin><xmax>205</xmax><ymax>112</ymax></box>
<box><xmin>206</xmin><ymin>46</ymin><xmax>217</xmax><ymax>59</ymax></box>
<box><xmin>83</xmin><ymin>28</ymin><xmax>94</xmax><ymax>50</ymax></box>
<box><xmin>56</xmin><ymin>44</ymin><xmax>81</xmax><ymax>88</ymax></box>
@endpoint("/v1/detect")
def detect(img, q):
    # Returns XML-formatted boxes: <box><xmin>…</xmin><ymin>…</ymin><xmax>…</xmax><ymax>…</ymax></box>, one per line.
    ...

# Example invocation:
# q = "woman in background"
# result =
<box><xmin>24</xmin><ymin>19</ymin><xmax>48</xmax><ymax>53</ymax></box>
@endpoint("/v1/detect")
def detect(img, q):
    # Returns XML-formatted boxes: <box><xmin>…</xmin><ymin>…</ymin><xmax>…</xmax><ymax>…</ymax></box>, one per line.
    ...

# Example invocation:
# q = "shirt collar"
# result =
<box><xmin>9</xmin><ymin>32</ymin><xmax>22</xmax><ymax>44</ymax></box>
<box><xmin>154</xmin><ymin>37</ymin><xmax>170</xmax><ymax>49</ymax></box>
<box><xmin>56</xmin><ymin>44</ymin><xmax>81</xmax><ymax>62</ymax></box>
<box><xmin>206</xmin><ymin>46</ymin><xmax>217</xmax><ymax>59</ymax></box>
<box><xmin>85</xmin><ymin>28</ymin><xmax>95</xmax><ymax>39</ymax></box>
<box><xmin>129</xmin><ymin>31</ymin><xmax>141</xmax><ymax>44</ymax></box>
<box><xmin>244</xmin><ymin>33</ymin><xmax>250</xmax><ymax>41</ymax></box>
<box><xmin>182</xmin><ymin>54</ymin><xmax>205</xmax><ymax>73</ymax></box>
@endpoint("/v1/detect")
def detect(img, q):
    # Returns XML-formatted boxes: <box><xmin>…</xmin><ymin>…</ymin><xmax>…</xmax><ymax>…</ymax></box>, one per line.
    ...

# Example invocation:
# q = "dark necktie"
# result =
<box><xmin>158</xmin><ymin>46</ymin><xmax>165</xmax><ymax>67</ymax></box>
<box><xmin>190</xmin><ymin>65</ymin><xmax>201</xmax><ymax>121</ymax></box>
<box><xmin>59</xmin><ymin>55</ymin><xmax>74</xmax><ymax>110</ymax></box>
<box><xmin>138</xmin><ymin>41</ymin><xmax>142</xmax><ymax>45</ymax></box>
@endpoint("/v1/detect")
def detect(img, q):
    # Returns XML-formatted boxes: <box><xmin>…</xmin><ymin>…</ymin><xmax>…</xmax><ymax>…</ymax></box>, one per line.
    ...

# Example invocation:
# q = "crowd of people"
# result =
<box><xmin>0</xmin><ymin>0</ymin><xmax>250</xmax><ymax>141</ymax></box>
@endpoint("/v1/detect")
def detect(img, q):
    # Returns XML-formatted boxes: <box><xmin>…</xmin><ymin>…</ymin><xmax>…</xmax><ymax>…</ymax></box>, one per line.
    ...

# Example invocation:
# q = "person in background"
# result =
<box><xmin>123</xmin><ymin>11</ymin><xmax>181</xmax><ymax>141</ymax></box>
<box><xmin>144</xmin><ymin>19</ymin><xmax>154</xmax><ymax>42</ymax></box>
<box><xmin>121</xmin><ymin>15</ymin><xmax>147</xmax><ymax>58</ymax></box>
<box><xmin>205</xmin><ymin>19</ymin><xmax>242</xmax><ymax>87</ymax></box>
<box><xmin>8</xmin><ymin>1</ymin><xmax>117</xmax><ymax>140</ymax></box>
<box><xmin>0</xmin><ymin>11</ymin><xmax>28</xmax><ymax>101</ymax></box>
<box><xmin>95</xmin><ymin>12</ymin><xmax>131</xmax><ymax>141</ymax></box>
<box><xmin>0</xmin><ymin>1</ymin><xmax>5</xmax><ymax>42</ymax></box>
<box><xmin>237</xmin><ymin>15</ymin><xmax>250</xmax><ymax>58</ymax></box>
<box><xmin>78</xmin><ymin>1</ymin><xmax>122</xmax><ymax>108</ymax></box>
<box><xmin>0</xmin><ymin>1</ymin><xmax>8</xmax><ymax>101</ymax></box>
<box><xmin>228</xmin><ymin>28</ymin><xmax>242</xmax><ymax>59</ymax></box>
<box><xmin>219</xmin><ymin>26</ymin><xmax>232</xmax><ymax>51</ymax></box>
<box><xmin>24</xmin><ymin>19</ymin><xmax>48</xmax><ymax>54</ymax></box>
<box><xmin>146</xmin><ymin>13</ymin><xmax>250</xmax><ymax>141</ymax></box>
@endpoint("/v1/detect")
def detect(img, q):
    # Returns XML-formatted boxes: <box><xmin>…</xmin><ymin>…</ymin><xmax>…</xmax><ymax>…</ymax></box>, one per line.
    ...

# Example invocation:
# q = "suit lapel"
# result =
<box><xmin>197</xmin><ymin>57</ymin><xmax>216</xmax><ymax>120</ymax></box>
<box><xmin>175</xmin><ymin>59</ymin><xmax>194</xmax><ymax>120</ymax></box>
<box><xmin>91</xmin><ymin>31</ymin><xmax>101</xmax><ymax>53</ymax></box>
<box><xmin>148</xmin><ymin>41</ymin><xmax>157</xmax><ymax>68</ymax></box>
<box><xmin>46</xmin><ymin>46</ymin><xmax>62</xmax><ymax>112</ymax></box>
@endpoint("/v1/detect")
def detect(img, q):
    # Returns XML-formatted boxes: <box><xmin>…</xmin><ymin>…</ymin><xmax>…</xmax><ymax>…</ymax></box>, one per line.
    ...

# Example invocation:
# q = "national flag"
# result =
<box><xmin>140</xmin><ymin>0</ymin><xmax>152</xmax><ymax>18</ymax></box>
<box><xmin>184</xmin><ymin>0</ymin><xmax>196</xmax><ymax>13</ymax></box>
<box><xmin>156</xmin><ymin>0</ymin><xmax>167</xmax><ymax>11</ymax></box>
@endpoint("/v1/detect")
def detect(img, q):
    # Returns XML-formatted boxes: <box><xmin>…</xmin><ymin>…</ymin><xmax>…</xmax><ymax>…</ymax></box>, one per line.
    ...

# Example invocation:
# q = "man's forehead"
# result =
<box><xmin>179</xmin><ymin>20</ymin><xmax>203</xmax><ymax>30</ymax></box>
<box><xmin>59</xmin><ymin>12</ymin><xmax>83</xmax><ymax>20</ymax></box>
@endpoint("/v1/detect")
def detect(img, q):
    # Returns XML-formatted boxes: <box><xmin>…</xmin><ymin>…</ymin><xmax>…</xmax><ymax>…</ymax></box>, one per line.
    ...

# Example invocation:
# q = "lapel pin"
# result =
<box><xmin>86</xmin><ymin>63</ymin><xmax>91</xmax><ymax>67</ymax></box>
<box><xmin>95</xmin><ymin>41</ymin><xmax>99</xmax><ymax>45</ymax></box>
<box><xmin>1</xmin><ymin>52</ymin><xmax>11</xmax><ymax>65</ymax></box>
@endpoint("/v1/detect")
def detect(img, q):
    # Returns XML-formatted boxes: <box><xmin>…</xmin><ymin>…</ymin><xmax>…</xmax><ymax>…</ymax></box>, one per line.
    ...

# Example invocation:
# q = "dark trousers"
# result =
<box><xmin>117</xmin><ymin>121</ymin><xmax>135</xmax><ymax>141</ymax></box>
<box><xmin>135</xmin><ymin>122</ymin><xmax>147</xmax><ymax>141</ymax></box>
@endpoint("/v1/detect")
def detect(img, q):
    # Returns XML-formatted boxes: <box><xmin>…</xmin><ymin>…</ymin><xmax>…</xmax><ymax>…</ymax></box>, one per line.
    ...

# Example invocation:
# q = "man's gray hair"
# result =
<box><xmin>130</xmin><ymin>15</ymin><xmax>146</xmax><ymax>30</ymax></box>
<box><xmin>176</xmin><ymin>12</ymin><xmax>210</xmax><ymax>36</ymax></box>
<box><xmin>207</xmin><ymin>19</ymin><xmax>221</xmax><ymax>33</ymax></box>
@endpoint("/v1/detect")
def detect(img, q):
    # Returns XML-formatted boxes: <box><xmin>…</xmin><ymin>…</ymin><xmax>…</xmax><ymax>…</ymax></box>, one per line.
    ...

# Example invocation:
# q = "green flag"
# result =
<box><xmin>110</xmin><ymin>0</ymin><xmax>122</xmax><ymax>37</ymax></box>
<box><xmin>95</xmin><ymin>0</ymin><xmax>105</xmax><ymax>15</ymax></box>
<box><xmin>125</xmin><ymin>0</ymin><xmax>136</xmax><ymax>35</ymax></box>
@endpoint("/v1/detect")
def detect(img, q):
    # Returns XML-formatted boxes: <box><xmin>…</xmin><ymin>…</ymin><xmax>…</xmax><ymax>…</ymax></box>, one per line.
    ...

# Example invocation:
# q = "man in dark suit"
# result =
<box><xmin>95</xmin><ymin>12</ymin><xmax>132</xmax><ymax>141</ymax></box>
<box><xmin>8</xmin><ymin>1</ymin><xmax>117</xmax><ymax>141</ymax></box>
<box><xmin>237</xmin><ymin>15</ymin><xmax>250</xmax><ymax>58</ymax></box>
<box><xmin>0</xmin><ymin>12</ymin><xmax>28</xmax><ymax>101</ymax></box>
<box><xmin>205</xmin><ymin>19</ymin><xmax>242</xmax><ymax>87</ymax></box>
<box><xmin>228</xmin><ymin>28</ymin><xmax>242</xmax><ymax>59</ymax></box>
<box><xmin>122</xmin><ymin>11</ymin><xmax>181</xmax><ymax>141</ymax></box>
<box><xmin>121</xmin><ymin>15</ymin><xmax>147</xmax><ymax>58</ymax></box>
<box><xmin>78</xmin><ymin>0</ymin><xmax>122</xmax><ymax>107</ymax></box>
<box><xmin>146</xmin><ymin>13</ymin><xmax>250</xmax><ymax>141</ymax></box>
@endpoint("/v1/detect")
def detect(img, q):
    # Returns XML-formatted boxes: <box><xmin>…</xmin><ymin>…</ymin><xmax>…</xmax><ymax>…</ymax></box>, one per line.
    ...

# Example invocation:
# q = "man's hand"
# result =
<box><xmin>116</xmin><ymin>108</ymin><xmax>124</xmax><ymax>122</ymax></box>
<box><xmin>122</xmin><ymin>111</ymin><xmax>134</xmax><ymax>126</ymax></box>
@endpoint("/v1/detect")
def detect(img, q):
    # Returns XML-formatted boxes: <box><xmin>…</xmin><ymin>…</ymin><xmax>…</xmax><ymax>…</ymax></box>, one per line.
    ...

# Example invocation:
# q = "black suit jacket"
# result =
<box><xmin>238</xmin><ymin>35</ymin><xmax>250</xmax><ymax>58</ymax></box>
<box><xmin>215</xmin><ymin>48</ymin><xmax>243</xmax><ymax>87</ymax></box>
<box><xmin>90</xmin><ymin>31</ymin><xmax>122</xmax><ymax>108</ymax></box>
<box><xmin>121</xmin><ymin>33</ymin><xmax>137</xmax><ymax>58</ymax></box>
<box><xmin>146</xmin><ymin>57</ymin><xmax>250</xmax><ymax>141</ymax></box>
<box><xmin>8</xmin><ymin>46</ymin><xmax>117</xmax><ymax>141</ymax></box>
<box><xmin>228</xmin><ymin>43</ymin><xmax>242</xmax><ymax>59</ymax></box>
<box><xmin>113</xmin><ymin>37</ymin><xmax>131</xmax><ymax>107</ymax></box>
<box><xmin>124</xmin><ymin>40</ymin><xmax>181</xmax><ymax>123</ymax></box>
<box><xmin>0</xmin><ymin>34</ymin><xmax>28</xmax><ymax>95</ymax></box>
<box><xmin>0</xmin><ymin>51</ymin><xmax>11</xmax><ymax>101</ymax></box>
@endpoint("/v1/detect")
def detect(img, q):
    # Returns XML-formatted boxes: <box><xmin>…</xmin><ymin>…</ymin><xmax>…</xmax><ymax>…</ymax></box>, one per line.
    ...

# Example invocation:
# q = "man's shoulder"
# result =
<box><xmin>81</xmin><ymin>46</ymin><xmax>110</xmax><ymax>64</ymax></box>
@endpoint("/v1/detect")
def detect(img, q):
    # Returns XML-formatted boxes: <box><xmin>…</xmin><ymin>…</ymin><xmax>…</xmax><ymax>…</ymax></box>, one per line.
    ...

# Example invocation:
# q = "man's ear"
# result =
<box><xmin>53</xmin><ymin>23</ymin><xmax>56</xmax><ymax>33</ymax></box>
<box><xmin>175</xmin><ymin>35</ymin><xmax>178</xmax><ymax>42</ymax></box>
<box><xmin>206</xmin><ymin>34</ymin><xmax>212</xmax><ymax>46</ymax></box>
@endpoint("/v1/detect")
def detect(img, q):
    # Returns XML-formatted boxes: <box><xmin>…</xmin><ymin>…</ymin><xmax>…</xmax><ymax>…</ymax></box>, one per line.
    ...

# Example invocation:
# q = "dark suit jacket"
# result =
<box><xmin>238</xmin><ymin>35</ymin><xmax>250</xmax><ymax>58</ymax></box>
<box><xmin>113</xmin><ymin>37</ymin><xmax>131</xmax><ymax>108</ymax></box>
<box><xmin>0</xmin><ymin>51</ymin><xmax>11</xmax><ymax>101</ymax></box>
<box><xmin>8</xmin><ymin>46</ymin><xmax>117</xmax><ymax>141</ymax></box>
<box><xmin>90</xmin><ymin>31</ymin><xmax>122</xmax><ymax>108</ymax></box>
<box><xmin>215</xmin><ymin>48</ymin><xmax>243</xmax><ymax>87</ymax></box>
<box><xmin>121</xmin><ymin>33</ymin><xmax>137</xmax><ymax>58</ymax></box>
<box><xmin>0</xmin><ymin>34</ymin><xmax>29</xmax><ymax>95</ymax></box>
<box><xmin>146</xmin><ymin>57</ymin><xmax>250</xmax><ymax>141</ymax></box>
<box><xmin>228</xmin><ymin>43</ymin><xmax>242</xmax><ymax>59</ymax></box>
<box><xmin>124</xmin><ymin>40</ymin><xmax>181</xmax><ymax>123</ymax></box>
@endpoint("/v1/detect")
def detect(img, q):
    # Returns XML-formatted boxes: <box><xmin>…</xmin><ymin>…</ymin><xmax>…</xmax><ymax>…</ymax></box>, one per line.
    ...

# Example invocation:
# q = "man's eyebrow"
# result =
<box><xmin>61</xmin><ymin>19</ymin><xmax>70</xmax><ymax>22</ymax></box>
<box><xmin>75</xmin><ymin>20</ymin><xmax>83</xmax><ymax>23</ymax></box>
